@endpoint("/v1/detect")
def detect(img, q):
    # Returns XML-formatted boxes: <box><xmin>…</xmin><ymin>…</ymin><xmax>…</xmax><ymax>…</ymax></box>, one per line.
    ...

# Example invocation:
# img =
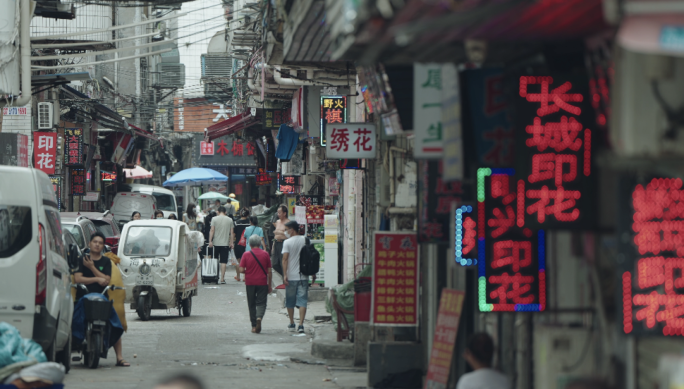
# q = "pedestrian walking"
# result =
<box><xmin>232</xmin><ymin>208</ymin><xmax>251</xmax><ymax>282</ymax></box>
<box><xmin>456</xmin><ymin>332</ymin><xmax>510</xmax><ymax>389</ymax></box>
<box><xmin>238</xmin><ymin>234</ymin><xmax>272</xmax><ymax>334</ymax></box>
<box><xmin>245</xmin><ymin>216</ymin><xmax>265</xmax><ymax>252</ymax></box>
<box><xmin>208</xmin><ymin>206</ymin><xmax>234</xmax><ymax>284</ymax></box>
<box><xmin>183</xmin><ymin>203</ymin><xmax>198</xmax><ymax>231</ymax></box>
<box><xmin>271</xmin><ymin>204</ymin><xmax>290</xmax><ymax>276</ymax></box>
<box><xmin>281</xmin><ymin>221</ymin><xmax>311</xmax><ymax>333</ymax></box>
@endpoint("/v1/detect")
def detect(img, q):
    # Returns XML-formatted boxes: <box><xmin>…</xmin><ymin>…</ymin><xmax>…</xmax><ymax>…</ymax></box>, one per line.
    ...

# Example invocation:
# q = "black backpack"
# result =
<box><xmin>299</xmin><ymin>237</ymin><xmax>320</xmax><ymax>276</ymax></box>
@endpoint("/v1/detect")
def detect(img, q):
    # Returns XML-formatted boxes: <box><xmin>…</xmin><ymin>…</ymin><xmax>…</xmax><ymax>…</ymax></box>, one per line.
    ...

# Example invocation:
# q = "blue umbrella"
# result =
<box><xmin>163</xmin><ymin>167</ymin><xmax>228</xmax><ymax>187</ymax></box>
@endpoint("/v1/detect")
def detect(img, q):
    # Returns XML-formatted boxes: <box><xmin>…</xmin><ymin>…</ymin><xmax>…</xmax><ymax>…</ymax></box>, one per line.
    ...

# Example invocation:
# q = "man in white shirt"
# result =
<box><xmin>208</xmin><ymin>206</ymin><xmax>234</xmax><ymax>284</ymax></box>
<box><xmin>281</xmin><ymin>221</ymin><xmax>309</xmax><ymax>334</ymax></box>
<box><xmin>456</xmin><ymin>333</ymin><xmax>510</xmax><ymax>389</ymax></box>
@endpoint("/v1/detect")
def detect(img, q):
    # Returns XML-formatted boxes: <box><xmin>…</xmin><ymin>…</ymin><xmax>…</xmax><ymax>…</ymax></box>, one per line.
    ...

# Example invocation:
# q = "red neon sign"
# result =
<box><xmin>624</xmin><ymin>178</ymin><xmax>684</xmax><ymax>336</ymax></box>
<box><xmin>516</xmin><ymin>75</ymin><xmax>594</xmax><ymax>229</ymax></box>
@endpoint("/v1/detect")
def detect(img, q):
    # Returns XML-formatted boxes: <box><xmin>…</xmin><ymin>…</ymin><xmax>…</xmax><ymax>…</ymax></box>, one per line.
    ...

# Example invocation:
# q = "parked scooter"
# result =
<box><xmin>72</xmin><ymin>284</ymin><xmax>124</xmax><ymax>369</ymax></box>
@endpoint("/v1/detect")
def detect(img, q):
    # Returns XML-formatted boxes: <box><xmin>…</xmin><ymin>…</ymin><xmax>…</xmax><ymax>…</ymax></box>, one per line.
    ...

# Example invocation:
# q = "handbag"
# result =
<box><xmin>238</xmin><ymin>230</ymin><xmax>247</xmax><ymax>246</ymax></box>
<box><xmin>250</xmin><ymin>251</ymin><xmax>267</xmax><ymax>276</ymax></box>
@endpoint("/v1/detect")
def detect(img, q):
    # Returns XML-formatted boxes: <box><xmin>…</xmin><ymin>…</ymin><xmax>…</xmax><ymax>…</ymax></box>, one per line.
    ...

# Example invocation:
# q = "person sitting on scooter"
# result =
<box><xmin>73</xmin><ymin>232</ymin><xmax>131</xmax><ymax>367</ymax></box>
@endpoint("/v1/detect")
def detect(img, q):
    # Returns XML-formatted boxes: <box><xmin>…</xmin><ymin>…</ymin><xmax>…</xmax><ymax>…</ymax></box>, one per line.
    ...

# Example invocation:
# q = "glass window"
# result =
<box><xmin>0</xmin><ymin>206</ymin><xmax>31</xmax><ymax>258</ymax></box>
<box><xmin>153</xmin><ymin>194</ymin><xmax>175</xmax><ymax>212</ymax></box>
<box><xmin>63</xmin><ymin>224</ymin><xmax>85</xmax><ymax>249</ymax></box>
<box><xmin>124</xmin><ymin>226</ymin><xmax>172</xmax><ymax>257</ymax></box>
<box><xmin>45</xmin><ymin>210</ymin><xmax>65</xmax><ymax>258</ymax></box>
<box><xmin>93</xmin><ymin>220</ymin><xmax>114</xmax><ymax>237</ymax></box>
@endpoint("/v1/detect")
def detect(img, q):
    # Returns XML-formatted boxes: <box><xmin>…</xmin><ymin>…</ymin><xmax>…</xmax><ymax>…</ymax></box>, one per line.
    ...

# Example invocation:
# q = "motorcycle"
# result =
<box><xmin>71</xmin><ymin>284</ymin><xmax>124</xmax><ymax>369</ymax></box>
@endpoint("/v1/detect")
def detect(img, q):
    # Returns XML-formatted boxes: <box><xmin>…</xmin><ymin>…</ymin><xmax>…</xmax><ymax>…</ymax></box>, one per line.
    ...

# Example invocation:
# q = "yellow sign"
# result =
<box><xmin>287</xmin><ymin>197</ymin><xmax>296</xmax><ymax>217</ymax></box>
<box><xmin>325</xmin><ymin>234</ymin><xmax>338</xmax><ymax>244</ymax></box>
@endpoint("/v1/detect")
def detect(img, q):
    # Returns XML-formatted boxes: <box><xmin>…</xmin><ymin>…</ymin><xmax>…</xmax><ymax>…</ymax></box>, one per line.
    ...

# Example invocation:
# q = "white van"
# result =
<box><xmin>120</xmin><ymin>184</ymin><xmax>178</xmax><ymax>219</ymax></box>
<box><xmin>110</xmin><ymin>192</ymin><xmax>157</xmax><ymax>229</ymax></box>
<box><xmin>0</xmin><ymin>166</ymin><xmax>78</xmax><ymax>371</ymax></box>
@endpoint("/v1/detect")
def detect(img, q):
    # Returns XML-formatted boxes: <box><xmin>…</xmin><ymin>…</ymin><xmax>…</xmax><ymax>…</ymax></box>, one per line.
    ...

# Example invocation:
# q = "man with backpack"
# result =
<box><xmin>281</xmin><ymin>221</ymin><xmax>319</xmax><ymax>333</ymax></box>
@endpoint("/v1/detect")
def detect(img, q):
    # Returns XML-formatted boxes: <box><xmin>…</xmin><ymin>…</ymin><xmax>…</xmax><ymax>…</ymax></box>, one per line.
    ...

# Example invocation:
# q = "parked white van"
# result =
<box><xmin>110</xmin><ymin>192</ymin><xmax>157</xmax><ymax>229</ymax></box>
<box><xmin>120</xmin><ymin>184</ymin><xmax>178</xmax><ymax>219</ymax></box>
<box><xmin>0</xmin><ymin>166</ymin><xmax>79</xmax><ymax>371</ymax></box>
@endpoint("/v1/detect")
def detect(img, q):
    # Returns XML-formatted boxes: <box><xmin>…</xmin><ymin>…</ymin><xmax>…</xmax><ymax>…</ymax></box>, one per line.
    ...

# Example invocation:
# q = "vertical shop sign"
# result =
<box><xmin>414</xmin><ymin>63</ymin><xmax>444</xmax><ymax>159</ymax></box>
<box><xmin>286</xmin><ymin>197</ymin><xmax>297</xmax><ymax>217</ymax></box>
<box><xmin>49</xmin><ymin>176</ymin><xmax>62</xmax><ymax>210</ymax></box>
<box><xmin>320</xmin><ymin>96</ymin><xmax>347</xmax><ymax>146</ymax></box>
<box><xmin>0</xmin><ymin>133</ymin><xmax>29</xmax><ymax>167</ymax></box>
<box><xmin>514</xmin><ymin>74</ymin><xmax>595</xmax><ymax>229</ymax></box>
<box><xmin>71</xmin><ymin>169</ymin><xmax>86</xmax><ymax>196</ymax></box>
<box><xmin>372</xmin><ymin>232</ymin><xmax>419</xmax><ymax>326</ymax></box>
<box><xmin>64</xmin><ymin>128</ymin><xmax>83</xmax><ymax>167</ymax></box>
<box><xmin>621</xmin><ymin>177</ymin><xmax>684</xmax><ymax>336</ymax></box>
<box><xmin>465</xmin><ymin>68</ymin><xmax>514</xmax><ymax>167</ymax></box>
<box><xmin>454</xmin><ymin>205</ymin><xmax>477</xmax><ymax>266</ymax></box>
<box><xmin>441</xmin><ymin>64</ymin><xmax>463</xmax><ymax>180</ymax></box>
<box><xmin>477</xmin><ymin>168</ymin><xmax>546</xmax><ymax>312</ymax></box>
<box><xmin>424</xmin><ymin>289</ymin><xmax>466</xmax><ymax>389</ymax></box>
<box><xmin>33</xmin><ymin>132</ymin><xmax>57</xmax><ymax>175</ymax></box>
<box><xmin>418</xmin><ymin>161</ymin><xmax>466</xmax><ymax>244</ymax></box>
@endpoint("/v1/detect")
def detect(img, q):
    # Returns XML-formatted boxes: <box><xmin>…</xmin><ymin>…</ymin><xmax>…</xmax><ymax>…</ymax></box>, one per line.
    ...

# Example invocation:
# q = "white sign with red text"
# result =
<box><xmin>325</xmin><ymin>123</ymin><xmax>377</xmax><ymax>159</ymax></box>
<box><xmin>33</xmin><ymin>132</ymin><xmax>56</xmax><ymax>175</ymax></box>
<box><xmin>200</xmin><ymin>141</ymin><xmax>214</xmax><ymax>155</ymax></box>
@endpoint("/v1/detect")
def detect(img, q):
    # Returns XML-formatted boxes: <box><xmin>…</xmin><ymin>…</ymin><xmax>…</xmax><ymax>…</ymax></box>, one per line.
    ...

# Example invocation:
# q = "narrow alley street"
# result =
<box><xmin>64</xmin><ymin>271</ymin><xmax>365</xmax><ymax>389</ymax></box>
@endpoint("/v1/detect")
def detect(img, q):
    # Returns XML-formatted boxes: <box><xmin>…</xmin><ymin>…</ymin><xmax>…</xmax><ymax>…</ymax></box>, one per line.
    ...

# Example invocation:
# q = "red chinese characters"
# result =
<box><xmin>71</xmin><ymin>169</ymin><xmax>86</xmax><ymax>196</ymax></box>
<box><xmin>424</xmin><ymin>289</ymin><xmax>465</xmax><ymax>389</ymax></box>
<box><xmin>33</xmin><ymin>132</ymin><xmax>56</xmax><ymax>175</ymax></box>
<box><xmin>625</xmin><ymin>178</ymin><xmax>684</xmax><ymax>336</ymax></box>
<box><xmin>372</xmin><ymin>233</ymin><xmax>419</xmax><ymax>326</ymax></box>
<box><xmin>478</xmin><ymin>168</ymin><xmax>545</xmax><ymax>312</ymax></box>
<box><xmin>64</xmin><ymin>128</ymin><xmax>83</xmax><ymax>166</ymax></box>
<box><xmin>518</xmin><ymin>76</ymin><xmax>591</xmax><ymax>227</ymax></box>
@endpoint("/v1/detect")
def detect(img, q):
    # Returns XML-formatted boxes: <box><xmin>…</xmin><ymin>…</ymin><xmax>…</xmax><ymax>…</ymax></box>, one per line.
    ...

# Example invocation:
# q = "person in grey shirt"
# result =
<box><xmin>208</xmin><ymin>206</ymin><xmax>234</xmax><ymax>284</ymax></box>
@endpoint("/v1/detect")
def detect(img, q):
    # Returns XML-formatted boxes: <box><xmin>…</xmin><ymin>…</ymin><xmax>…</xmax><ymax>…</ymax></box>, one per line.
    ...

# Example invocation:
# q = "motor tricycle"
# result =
<box><xmin>71</xmin><ymin>284</ymin><xmax>124</xmax><ymax>369</ymax></box>
<box><xmin>117</xmin><ymin>220</ymin><xmax>202</xmax><ymax>321</ymax></box>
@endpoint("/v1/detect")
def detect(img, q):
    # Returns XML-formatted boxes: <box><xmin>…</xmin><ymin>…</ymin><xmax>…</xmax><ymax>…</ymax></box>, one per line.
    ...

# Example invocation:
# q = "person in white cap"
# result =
<box><xmin>2</xmin><ymin>362</ymin><xmax>65</xmax><ymax>389</ymax></box>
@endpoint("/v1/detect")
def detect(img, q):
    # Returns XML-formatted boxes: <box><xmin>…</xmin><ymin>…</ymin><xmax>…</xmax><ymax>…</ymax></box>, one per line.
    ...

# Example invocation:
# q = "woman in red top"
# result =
<box><xmin>238</xmin><ymin>234</ymin><xmax>273</xmax><ymax>333</ymax></box>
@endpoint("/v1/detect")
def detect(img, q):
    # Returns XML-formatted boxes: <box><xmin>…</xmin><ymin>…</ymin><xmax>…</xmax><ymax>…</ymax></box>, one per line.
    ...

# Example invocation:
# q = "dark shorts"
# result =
<box><xmin>215</xmin><ymin>246</ymin><xmax>230</xmax><ymax>264</ymax></box>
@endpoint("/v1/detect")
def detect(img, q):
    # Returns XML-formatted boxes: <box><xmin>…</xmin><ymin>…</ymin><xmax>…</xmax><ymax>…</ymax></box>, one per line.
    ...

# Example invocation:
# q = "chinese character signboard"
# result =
<box><xmin>256</xmin><ymin>168</ymin><xmax>272</xmax><ymax>186</ymax></box>
<box><xmin>465</xmin><ymin>68</ymin><xmax>514</xmax><ymax>167</ymax></box>
<box><xmin>514</xmin><ymin>74</ymin><xmax>595</xmax><ymax>230</ymax></box>
<box><xmin>414</xmin><ymin>63</ymin><xmax>444</xmax><ymax>159</ymax></box>
<box><xmin>419</xmin><ymin>161</ymin><xmax>468</xmax><ymax>244</ymax></box>
<box><xmin>101</xmin><ymin>171</ymin><xmax>117</xmax><ymax>182</ymax></box>
<box><xmin>279</xmin><ymin>175</ymin><xmax>300</xmax><ymax>194</ymax></box>
<box><xmin>441</xmin><ymin>64</ymin><xmax>463</xmax><ymax>181</ymax></box>
<box><xmin>320</xmin><ymin>96</ymin><xmax>346</xmax><ymax>146</ymax></box>
<box><xmin>49</xmin><ymin>176</ymin><xmax>62</xmax><ymax>210</ymax></box>
<box><xmin>0</xmin><ymin>133</ymin><xmax>28</xmax><ymax>167</ymax></box>
<box><xmin>200</xmin><ymin>141</ymin><xmax>214</xmax><ymax>155</ymax></box>
<box><xmin>263</xmin><ymin>108</ymin><xmax>290</xmax><ymax>130</ymax></box>
<box><xmin>33</xmin><ymin>132</ymin><xmax>57</xmax><ymax>175</ymax></box>
<box><xmin>619</xmin><ymin>176</ymin><xmax>684</xmax><ymax>336</ymax></box>
<box><xmin>193</xmin><ymin>134</ymin><xmax>257</xmax><ymax>167</ymax></box>
<box><xmin>372</xmin><ymin>232</ymin><xmax>419</xmax><ymax>326</ymax></box>
<box><xmin>71</xmin><ymin>169</ymin><xmax>86</xmax><ymax>196</ymax></box>
<box><xmin>424</xmin><ymin>289</ymin><xmax>465</xmax><ymax>389</ymax></box>
<box><xmin>455</xmin><ymin>205</ymin><xmax>477</xmax><ymax>266</ymax></box>
<box><xmin>64</xmin><ymin>128</ymin><xmax>83</xmax><ymax>167</ymax></box>
<box><xmin>477</xmin><ymin>168</ymin><xmax>546</xmax><ymax>312</ymax></box>
<box><xmin>325</xmin><ymin>123</ymin><xmax>377</xmax><ymax>159</ymax></box>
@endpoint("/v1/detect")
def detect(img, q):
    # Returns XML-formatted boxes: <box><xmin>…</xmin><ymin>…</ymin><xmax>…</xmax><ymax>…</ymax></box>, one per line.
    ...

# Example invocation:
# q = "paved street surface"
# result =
<box><xmin>64</xmin><ymin>271</ymin><xmax>365</xmax><ymax>389</ymax></box>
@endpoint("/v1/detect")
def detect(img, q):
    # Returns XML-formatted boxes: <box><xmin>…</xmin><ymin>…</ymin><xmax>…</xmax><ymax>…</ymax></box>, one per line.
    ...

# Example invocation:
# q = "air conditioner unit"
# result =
<box><xmin>201</xmin><ymin>53</ymin><xmax>232</xmax><ymax>98</ymax></box>
<box><xmin>308</xmin><ymin>145</ymin><xmax>325</xmax><ymax>173</ymax></box>
<box><xmin>154</xmin><ymin>63</ymin><xmax>185</xmax><ymax>88</ymax></box>
<box><xmin>534</xmin><ymin>326</ymin><xmax>596</xmax><ymax>389</ymax></box>
<box><xmin>37</xmin><ymin>102</ymin><xmax>53</xmax><ymax>129</ymax></box>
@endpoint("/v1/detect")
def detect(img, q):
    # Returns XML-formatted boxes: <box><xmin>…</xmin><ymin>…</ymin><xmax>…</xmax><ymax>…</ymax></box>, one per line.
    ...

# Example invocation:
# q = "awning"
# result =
<box><xmin>127</xmin><ymin>123</ymin><xmax>161</xmax><ymax>143</ymax></box>
<box><xmin>206</xmin><ymin>112</ymin><xmax>261</xmax><ymax>141</ymax></box>
<box><xmin>618</xmin><ymin>15</ymin><xmax>684</xmax><ymax>57</ymax></box>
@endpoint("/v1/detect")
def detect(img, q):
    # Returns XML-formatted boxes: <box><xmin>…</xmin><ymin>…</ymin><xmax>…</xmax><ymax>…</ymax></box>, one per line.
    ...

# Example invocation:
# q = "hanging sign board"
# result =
<box><xmin>424</xmin><ymin>289</ymin><xmax>465</xmax><ymax>389</ymax></box>
<box><xmin>325</xmin><ymin>123</ymin><xmax>377</xmax><ymax>159</ymax></box>
<box><xmin>64</xmin><ymin>128</ymin><xmax>83</xmax><ymax>167</ymax></box>
<box><xmin>320</xmin><ymin>96</ymin><xmax>347</xmax><ymax>146</ymax></box>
